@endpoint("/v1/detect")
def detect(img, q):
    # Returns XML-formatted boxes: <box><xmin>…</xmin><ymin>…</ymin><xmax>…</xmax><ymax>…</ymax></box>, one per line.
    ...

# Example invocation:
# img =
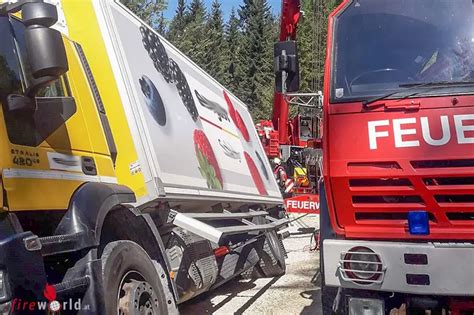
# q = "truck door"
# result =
<box><xmin>1</xmin><ymin>17</ymin><xmax>115</xmax><ymax>212</ymax></box>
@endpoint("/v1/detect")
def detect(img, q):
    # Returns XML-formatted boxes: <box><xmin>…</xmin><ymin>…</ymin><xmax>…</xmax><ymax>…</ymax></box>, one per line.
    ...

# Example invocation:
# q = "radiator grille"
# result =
<box><xmin>333</xmin><ymin>159</ymin><xmax>474</xmax><ymax>239</ymax></box>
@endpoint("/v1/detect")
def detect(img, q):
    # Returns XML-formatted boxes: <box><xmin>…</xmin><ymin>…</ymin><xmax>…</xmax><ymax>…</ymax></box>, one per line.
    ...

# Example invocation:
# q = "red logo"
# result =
<box><xmin>43</xmin><ymin>284</ymin><xmax>56</xmax><ymax>302</ymax></box>
<box><xmin>43</xmin><ymin>284</ymin><xmax>61</xmax><ymax>313</ymax></box>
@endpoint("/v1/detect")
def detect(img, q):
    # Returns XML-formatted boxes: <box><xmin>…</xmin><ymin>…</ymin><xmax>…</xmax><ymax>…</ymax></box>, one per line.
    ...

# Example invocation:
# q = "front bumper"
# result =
<box><xmin>323</xmin><ymin>239</ymin><xmax>474</xmax><ymax>296</ymax></box>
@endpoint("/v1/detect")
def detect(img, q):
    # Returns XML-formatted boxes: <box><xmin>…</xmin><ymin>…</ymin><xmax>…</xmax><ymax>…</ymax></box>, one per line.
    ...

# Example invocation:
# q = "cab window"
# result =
<box><xmin>1</xmin><ymin>17</ymin><xmax>76</xmax><ymax>147</ymax></box>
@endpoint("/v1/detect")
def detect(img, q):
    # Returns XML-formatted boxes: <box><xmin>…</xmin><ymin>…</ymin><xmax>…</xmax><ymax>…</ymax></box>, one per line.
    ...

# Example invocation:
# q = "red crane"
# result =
<box><xmin>256</xmin><ymin>0</ymin><xmax>321</xmax><ymax>214</ymax></box>
<box><xmin>272</xmin><ymin>0</ymin><xmax>301</xmax><ymax>145</ymax></box>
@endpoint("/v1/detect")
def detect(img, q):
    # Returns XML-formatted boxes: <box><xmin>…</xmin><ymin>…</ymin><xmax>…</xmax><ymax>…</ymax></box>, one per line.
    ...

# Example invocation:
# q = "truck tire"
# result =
<box><xmin>254</xmin><ymin>230</ymin><xmax>286</xmax><ymax>277</ymax></box>
<box><xmin>101</xmin><ymin>240</ymin><xmax>169</xmax><ymax>315</ymax></box>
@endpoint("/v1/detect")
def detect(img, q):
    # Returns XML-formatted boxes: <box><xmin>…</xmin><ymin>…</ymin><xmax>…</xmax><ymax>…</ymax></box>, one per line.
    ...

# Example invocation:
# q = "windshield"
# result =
<box><xmin>0</xmin><ymin>16</ymin><xmax>21</xmax><ymax>99</ymax></box>
<box><xmin>331</xmin><ymin>0</ymin><xmax>474</xmax><ymax>103</ymax></box>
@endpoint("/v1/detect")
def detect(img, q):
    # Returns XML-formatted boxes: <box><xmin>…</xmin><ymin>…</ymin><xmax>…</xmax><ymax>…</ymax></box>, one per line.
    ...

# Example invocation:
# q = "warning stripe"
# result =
<box><xmin>284</xmin><ymin>179</ymin><xmax>294</xmax><ymax>193</ymax></box>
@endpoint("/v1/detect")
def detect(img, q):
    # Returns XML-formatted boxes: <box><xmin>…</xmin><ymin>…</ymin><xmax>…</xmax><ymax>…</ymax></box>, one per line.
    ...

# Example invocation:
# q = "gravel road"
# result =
<box><xmin>180</xmin><ymin>213</ymin><xmax>322</xmax><ymax>315</ymax></box>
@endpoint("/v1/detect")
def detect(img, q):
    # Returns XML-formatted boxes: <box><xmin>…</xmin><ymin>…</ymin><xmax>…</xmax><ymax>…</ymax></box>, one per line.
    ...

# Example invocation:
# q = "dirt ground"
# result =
<box><xmin>180</xmin><ymin>213</ymin><xmax>322</xmax><ymax>315</ymax></box>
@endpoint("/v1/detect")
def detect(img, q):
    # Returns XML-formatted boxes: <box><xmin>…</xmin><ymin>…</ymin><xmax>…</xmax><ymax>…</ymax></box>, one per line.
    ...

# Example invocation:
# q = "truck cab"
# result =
<box><xmin>0</xmin><ymin>1</ymin><xmax>288</xmax><ymax>314</ymax></box>
<box><xmin>0</xmin><ymin>9</ymin><xmax>117</xmax><ymax>215</ymax></box>
<box><xmin>321</xmin><ymin>0</ymin><xmax>474</xmax><ymax>313</ymax></box>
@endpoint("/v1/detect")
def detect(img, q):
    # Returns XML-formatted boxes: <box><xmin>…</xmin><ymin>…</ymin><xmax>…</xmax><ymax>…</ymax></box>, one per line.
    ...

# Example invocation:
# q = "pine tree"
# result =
<box><xmin>167</xmin><ymin>0</ymin><xmax>188</xmax><ymax>50</ymax></box>
<box><xmin>204</xmin><ymin>0</ymin><xmax>228</xmax><ymax>84</ymax></box>
<box><xmin>224</xmin><ymin>8</ymin><xmax>243</xmax><ymax>94</ymax></box>
<box><xmin>297</xmin><ymin>0</ymin><xmax>316</xmax><ymax>93</ymax></box>
<box><xmin>187</xmin><ymin>0</ymin><xmax>206</xmax><ymax>22</ymax></box>
<box><xmin>156</xmin><ymin>12</ymin><xmax>167</xmax><ymax>35</ymax></box>
<box><xmin>238</xmin><ymin>0</ymin><xmax>276</xmax><ymax>120</ymax></box>
<box><xmin>237</xmin><ymin>0</ymin><xmax>252</xmax><ymax>26</ymax></box>
<box><xmin>179</xmin><ymin>0</ymin><xmax>208</xmax><ymax>68</ymax></box>
<box><xmin>120</xmin><ymin>0</ymin><xmax>167</xmax><ymax>31</ymax></box>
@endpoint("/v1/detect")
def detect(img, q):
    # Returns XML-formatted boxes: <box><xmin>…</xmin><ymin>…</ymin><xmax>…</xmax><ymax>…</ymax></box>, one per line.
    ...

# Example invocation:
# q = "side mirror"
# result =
<box><xmin>274</xmin><ymin>41</ymin><xmax>300</xmax><ymax>93</ymax></box>
<box><xmin>22</xmin><ymin>2</ymin><xmax>68</xmax><ymax>79</ymax></box>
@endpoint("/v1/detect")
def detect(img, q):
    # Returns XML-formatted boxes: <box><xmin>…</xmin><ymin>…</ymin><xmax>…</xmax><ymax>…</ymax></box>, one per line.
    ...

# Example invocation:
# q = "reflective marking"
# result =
<box><xmin>2</xmin><ymin>169</ymin><xmax>117</xmax><ymax>184</ymax></box>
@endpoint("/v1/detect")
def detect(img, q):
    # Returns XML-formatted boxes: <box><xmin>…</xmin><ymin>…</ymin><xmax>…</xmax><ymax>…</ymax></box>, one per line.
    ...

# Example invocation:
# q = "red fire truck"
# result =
<box><xmin>319</xmin><ymin>0</ymin><xmax>474</xmax><ymax>314</ymax></box>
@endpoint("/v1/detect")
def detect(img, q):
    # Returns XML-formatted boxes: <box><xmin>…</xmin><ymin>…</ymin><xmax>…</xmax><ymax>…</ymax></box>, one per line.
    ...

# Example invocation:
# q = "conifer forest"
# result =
<box><xmin>121</xmin><ymin>0</ymin><xmax>342</xmax><ymax>120</ymax></box>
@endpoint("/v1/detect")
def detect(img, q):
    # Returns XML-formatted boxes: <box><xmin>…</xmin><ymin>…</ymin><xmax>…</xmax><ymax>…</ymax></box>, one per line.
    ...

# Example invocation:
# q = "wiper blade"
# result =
<box><xmin>399</xmin><ymin>80</ymin><xmax>474</xmax><ymax>88</ymax></box>
<box><xmin>363</xmin><ymin>91</ymin><xmax>399</xmax><ymax>107</ymax></box>
<box><xmin>363</xmin><ymin>80</ymin><xmax>474</xmax><ymax>107</ymax></box>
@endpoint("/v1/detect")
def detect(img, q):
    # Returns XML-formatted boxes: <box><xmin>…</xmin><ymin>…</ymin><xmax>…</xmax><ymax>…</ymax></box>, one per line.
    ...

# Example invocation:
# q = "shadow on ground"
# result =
<box><xmin>301</xmin><ymin>266</ymin><xmax>322</xmax><ymax>315</ymax></box>
<box><xmin>180</xmin><ymin>267</ymin><xmax>323</xmax><ymax>314</ymax></box>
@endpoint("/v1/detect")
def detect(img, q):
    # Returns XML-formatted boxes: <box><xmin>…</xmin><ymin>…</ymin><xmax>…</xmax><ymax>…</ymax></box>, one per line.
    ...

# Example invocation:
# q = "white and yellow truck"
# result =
<box><xmin>0</xmin><ymin>1</ymin><xmax>286</xmax><ymax>313</ymax></box>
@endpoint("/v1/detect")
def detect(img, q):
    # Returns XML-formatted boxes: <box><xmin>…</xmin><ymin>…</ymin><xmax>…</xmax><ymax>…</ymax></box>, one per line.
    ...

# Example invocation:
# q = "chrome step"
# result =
<box><xmin>217</xmin><ymin>218</ymin><xmax>288</xmax><ymax>235</ymax></box>
<box><xmin>185</xmin><ymin>211</ymin><xmax>268</xmax><ymax>220</ymax></box>
<box><xmin>169</xmin><ymin>210</ymin><xmax>288</xmax><ymax>245</ymax></box>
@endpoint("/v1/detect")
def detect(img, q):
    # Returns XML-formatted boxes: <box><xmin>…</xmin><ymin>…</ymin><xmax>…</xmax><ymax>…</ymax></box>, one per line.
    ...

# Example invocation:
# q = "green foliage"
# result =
<box><xmin>237</xmin><ymin>0</ymin><xmax>275</xmax><ymax>120</ymax></box>
<box><xmin>204</xmin><ymin>0</ymin><xmax>229</xmax><ymax>84</ymax></box>
<box><xmin>197</xmin><ymin>149</ymin><xmax>223</xmax><ymax>189</ymax></box>
<box><xmin>223</xmin><ymin>8</ymin><xmax>243</xmax><ymax>94</ymax></box>
<box><xmin>173</xmin><ymin>0</ymin><xmax>209</xmax><ymax>68</ymax></box>
<box><xmin>120</xmin><ymin>0</ymin><xmax>167</xmax><ymax>32</ymax></box>
<box><xmin>298</xmin><ymin>0</ymin><xmax>343</xmax><ymax>92</ymax></box>
<box><xmin>167</xmin><ymin>0</ymin><xmax>187</xmax><ymax>42</ymax></box>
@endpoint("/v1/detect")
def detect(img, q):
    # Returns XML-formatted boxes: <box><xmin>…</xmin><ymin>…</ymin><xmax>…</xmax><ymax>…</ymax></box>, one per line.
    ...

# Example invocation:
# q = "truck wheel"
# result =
<box><xmin>254</xmin><ymin>230</ymin><xmax>286</xmax><ymax>277</ymax></box>
<box><xmin>101</xmin><ymin>240</ymin><xmax>169</xmax><ymax>315</ymax></box>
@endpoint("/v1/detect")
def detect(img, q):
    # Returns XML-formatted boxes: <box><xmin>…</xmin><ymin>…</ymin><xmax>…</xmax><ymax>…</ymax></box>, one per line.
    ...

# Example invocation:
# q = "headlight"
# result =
<box><xmin>341</xmin><ymin>247</ymin><xmax>383</xmax><ymax>284</ymax></box>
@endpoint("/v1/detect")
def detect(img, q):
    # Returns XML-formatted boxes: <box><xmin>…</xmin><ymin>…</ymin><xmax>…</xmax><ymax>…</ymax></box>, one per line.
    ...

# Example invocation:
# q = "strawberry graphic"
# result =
<box><xmin>235</xmin><ymin>111</ymin><xmax>250</xmax><ymax>142</ymax></box>
<box><xmin>194</xmin><ymin>130</ymin><xmax>223</xmax><ymax>189</ymax></box>
<box><xmin>224</xmin><ymin>91</ymin><xmax>236</xmax><ymax>122</ymax></box>
<box><xmin>244</xmin><ymin>152</ymin><xmax>267</xmax><ymax>195</ymax></box>
<box><xmin>224</xmin><ymin>91</ymin><xmax>250</xmax><ymax>142</ymax></box>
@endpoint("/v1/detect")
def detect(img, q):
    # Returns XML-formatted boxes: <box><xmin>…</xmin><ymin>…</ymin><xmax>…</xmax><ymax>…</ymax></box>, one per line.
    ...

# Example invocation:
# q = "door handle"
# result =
<box><xmin>81</xmin><ymin>156</ymin><xmax>97</xmax><ymax>176</ymax></box>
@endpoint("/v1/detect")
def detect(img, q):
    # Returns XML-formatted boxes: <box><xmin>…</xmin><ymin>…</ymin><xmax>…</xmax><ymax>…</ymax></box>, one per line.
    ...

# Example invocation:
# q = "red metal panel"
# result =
<box><xmin>322</xmin><ymin>0</ymin><xmax>351</xmax><ymax>236</ymax></box>
<box><xmin>327</xmin><ymin>98</ymin><xmax>474</xmax><ymax>240</ymax></box>
<box><xmin>322</xmin><ymin>0</ymin><xmax>474</xmax><ymax>239</ymax></box>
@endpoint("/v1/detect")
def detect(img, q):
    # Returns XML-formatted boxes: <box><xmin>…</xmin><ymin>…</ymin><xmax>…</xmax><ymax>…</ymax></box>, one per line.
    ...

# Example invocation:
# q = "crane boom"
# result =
<box><xmin>279</xmin><ymin>0</ymin><xmax>301</xmax><ymax>41</ymax></box>
<box><xmin>272</xmin><ymin>0</ymin><xmax>301</xmax><ymax>144</ymax></box>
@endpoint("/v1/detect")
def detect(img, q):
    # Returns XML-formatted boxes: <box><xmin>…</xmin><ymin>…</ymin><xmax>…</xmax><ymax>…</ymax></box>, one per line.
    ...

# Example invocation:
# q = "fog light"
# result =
<box><xmin>342</xmin><ymin>247</ymin><xmax>383</xmax><ymax>283</ymax></box>
<box><xmin>349</xmin><ymin>298</ymin><xmax>384</xmax><ymax>315</ymax></box>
